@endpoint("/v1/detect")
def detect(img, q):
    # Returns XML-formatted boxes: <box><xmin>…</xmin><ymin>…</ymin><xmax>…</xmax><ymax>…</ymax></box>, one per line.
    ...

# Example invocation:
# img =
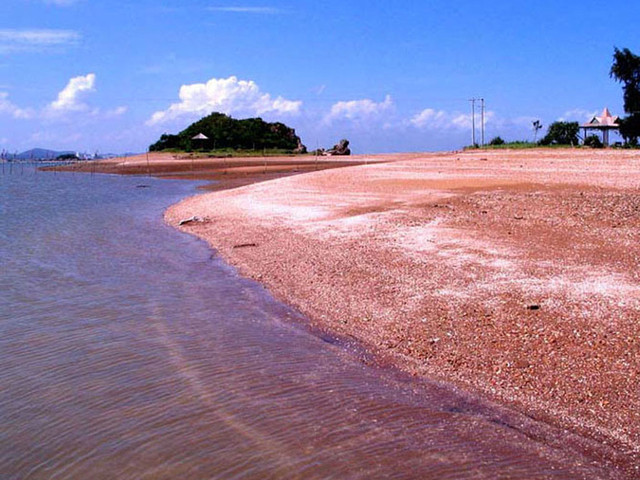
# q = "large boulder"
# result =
<box><xmin>327</xmin><ymin>139</ymin><xmax>351</xmax><ymax>156</ymax></box>
<box><xmin>293</xmin><ymin>139</ymin><xmax>307</xmax><ymax>154</ymax></box>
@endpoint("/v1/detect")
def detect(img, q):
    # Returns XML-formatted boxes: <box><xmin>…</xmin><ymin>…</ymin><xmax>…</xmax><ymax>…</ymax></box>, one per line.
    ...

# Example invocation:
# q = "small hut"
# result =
<box><xmin>581</xmin><ymin>108</ymin><xmax>620</xmax><ymax>146</ymax></box>
<box><xmin>191</xmin><ymin>133</ymin><xmax>209</xmax><ymax>151</ymax></box>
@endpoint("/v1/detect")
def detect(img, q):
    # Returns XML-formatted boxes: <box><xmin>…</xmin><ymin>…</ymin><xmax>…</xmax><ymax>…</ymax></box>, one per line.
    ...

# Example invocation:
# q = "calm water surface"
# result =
<box><xmin>0</xmin><ymin>166</ymin><xmax>618</xmax><ymax>479</ymax></box>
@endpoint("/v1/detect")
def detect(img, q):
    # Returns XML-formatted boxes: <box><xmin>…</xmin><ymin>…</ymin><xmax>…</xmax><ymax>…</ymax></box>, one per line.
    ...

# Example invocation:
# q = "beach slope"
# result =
<box><xmin>166</xmin><ymin>148</ymin><xmax>640</xmax><ymax>461</ymax></box>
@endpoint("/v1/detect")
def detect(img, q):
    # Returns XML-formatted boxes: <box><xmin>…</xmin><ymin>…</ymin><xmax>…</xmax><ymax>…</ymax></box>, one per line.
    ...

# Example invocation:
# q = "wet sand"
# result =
<box><xmin>160</xmin><ymin>148</ymin><xmax>640</xmax><ymax>473</ymax></box>
<box><xmin>50</xmin><ymin>152</ymin><xmax>374</xmax><ymax>192</ymax></box>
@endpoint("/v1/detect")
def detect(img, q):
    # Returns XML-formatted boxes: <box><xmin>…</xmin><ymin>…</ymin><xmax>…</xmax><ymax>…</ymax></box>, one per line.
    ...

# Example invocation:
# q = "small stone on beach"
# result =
<box><xmin>178</xmin><ymin>216</ymin><xmax>205</xmax><ymax>226</ymax></box>
<box><xmin>233</xmin><ymin>243</ymin><xmax>258</xmax><ymax>249</ymax></box>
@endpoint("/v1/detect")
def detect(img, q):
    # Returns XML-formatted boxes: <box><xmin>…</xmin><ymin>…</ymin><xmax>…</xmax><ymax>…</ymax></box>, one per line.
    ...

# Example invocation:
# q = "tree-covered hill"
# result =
<box><xmin>149</xmin><ymin>112</ymin><xmax>306</xmax><ymax>153</ymax></box>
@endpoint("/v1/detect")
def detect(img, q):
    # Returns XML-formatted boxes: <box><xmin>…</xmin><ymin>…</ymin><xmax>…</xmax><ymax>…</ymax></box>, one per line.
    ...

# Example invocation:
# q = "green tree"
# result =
<box><xmin>618</xmin><ymin>115</ymin><xmax>640</xmax><ymax>146</ymax></box>
<box><xmin>610</xmin><ymin>47</ymin><xmax>640</xmax><ymax>145</ymax></box>
<box><xmin>489</xmin><ymin>136</ymin><xmax>505</xmax><ymax>145</ymax></box>
<box><xmin>539</xmin><ymin>121</ymin><xmax>579</xmax><ymax>146</ymax></box>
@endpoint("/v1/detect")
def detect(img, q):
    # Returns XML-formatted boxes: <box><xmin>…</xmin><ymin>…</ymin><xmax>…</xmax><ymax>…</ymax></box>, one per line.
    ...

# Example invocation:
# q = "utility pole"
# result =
<box><xmin>470</xmin><ymin>99</ymin><xmax>476</xmax><ymax>146</ymax></box>
<box><xmin>480</xmin><ymin>98</ymin><xmax>485</xmax><ymax>147</ymax></box>
<box><xmin>469</xmin><ymin>98</ymin><xmax>487</xmax><ymax>147</ymax></box>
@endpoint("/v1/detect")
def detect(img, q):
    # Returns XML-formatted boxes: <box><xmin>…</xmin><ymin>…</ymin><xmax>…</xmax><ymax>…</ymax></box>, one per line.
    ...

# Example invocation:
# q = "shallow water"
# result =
<box><xmin>0</xmin><ymin>166</ymin><xmax>618</xmax><ymax>479</ymax></box>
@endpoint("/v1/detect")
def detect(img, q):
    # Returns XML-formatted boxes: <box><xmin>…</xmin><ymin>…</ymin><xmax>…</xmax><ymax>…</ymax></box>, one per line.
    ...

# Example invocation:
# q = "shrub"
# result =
<box><xmin>489</xmin><ymin>136</ymin><xmax>505</xmax><ymax>146</ymax></box>
<box><xmin>584</xmin><ymin>135</ymin><xmax>604</xmax><ymax>148</ymax></box>
<box><xmin>539</xmin><ymin>121</ymin><xmax>580</xmax><ymax>146</ymax></box>
<box><xmin>56</xmin><ymin>153</ymin><xmax>79</xmax><ymax>161</ymax></box>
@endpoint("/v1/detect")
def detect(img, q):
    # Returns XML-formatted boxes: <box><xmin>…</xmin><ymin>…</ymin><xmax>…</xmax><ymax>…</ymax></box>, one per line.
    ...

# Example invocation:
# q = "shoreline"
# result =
<box><xmin>47</xmin><ymin>152</ymin><xmax>377</xmax><ymax>192</ymax></box>
<box><xmin>57</xmin><ymin>149</ymin><xmax>640</xmax><ymax>474</ymax></box>
<box><xmin>163</xmin><ymin>148</ymin><xmax>639</xmax><ymax>475</ymax></box>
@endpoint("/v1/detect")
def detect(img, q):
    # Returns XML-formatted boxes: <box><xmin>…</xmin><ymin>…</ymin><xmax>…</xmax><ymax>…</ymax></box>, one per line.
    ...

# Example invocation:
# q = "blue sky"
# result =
<box><xmin>1</xmin><ymin>0</ymin><xmax>638</xmax><ymax>154</ymax></box>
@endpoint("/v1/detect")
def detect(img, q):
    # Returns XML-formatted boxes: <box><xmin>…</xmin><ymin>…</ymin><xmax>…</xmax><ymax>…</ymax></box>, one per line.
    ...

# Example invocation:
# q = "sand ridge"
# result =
<box><xmin>50</xmin><ymin>152</ymin><xmax>375</xmax><ymax>192</ymax></box>
<box><xmin>165</xmin><ymin>148</ymin><xmax>640</xmax><ymax>472</ymax></box>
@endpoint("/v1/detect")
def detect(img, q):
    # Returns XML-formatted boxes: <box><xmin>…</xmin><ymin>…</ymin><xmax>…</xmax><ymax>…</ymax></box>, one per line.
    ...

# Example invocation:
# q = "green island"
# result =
<box><xmin>149</xmin><ymin>112</ymin><xmax>307</xmax><ymax>156</ymax></box>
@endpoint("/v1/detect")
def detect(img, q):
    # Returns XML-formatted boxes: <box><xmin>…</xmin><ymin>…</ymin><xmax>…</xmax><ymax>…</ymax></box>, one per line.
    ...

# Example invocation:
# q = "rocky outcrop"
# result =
<box><xmin>326</xmin><ymin>139</ymin><xmax>351</xmax><ymax>156</ymax></box>
<box><xmin>293</xmin><ymin>139</ymin><xmax>308</xmax><ymax>154</ymax></box>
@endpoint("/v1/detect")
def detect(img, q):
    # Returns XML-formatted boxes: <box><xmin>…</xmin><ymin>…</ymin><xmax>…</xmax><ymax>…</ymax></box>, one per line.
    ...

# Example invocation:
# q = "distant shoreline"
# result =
<box><xmin>47</xmin><ymin>151</ymin><xmax>374</xmax><ymax>192</ymax></box>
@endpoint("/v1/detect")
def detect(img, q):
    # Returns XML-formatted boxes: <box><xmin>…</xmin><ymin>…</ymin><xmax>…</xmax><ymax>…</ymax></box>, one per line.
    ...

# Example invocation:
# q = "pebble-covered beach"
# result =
<box><xmin>165</xmin><ymin>148</ymin><xmax>640</xmax><ymax>470</ymax></box>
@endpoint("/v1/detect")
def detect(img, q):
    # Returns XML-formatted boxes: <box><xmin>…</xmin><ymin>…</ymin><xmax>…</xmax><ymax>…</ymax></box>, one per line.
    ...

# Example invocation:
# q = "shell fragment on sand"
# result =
<box><xmin>178</xmin><ymin>215</ymin><xmax>207</xmax><ymax>226</ymax></box>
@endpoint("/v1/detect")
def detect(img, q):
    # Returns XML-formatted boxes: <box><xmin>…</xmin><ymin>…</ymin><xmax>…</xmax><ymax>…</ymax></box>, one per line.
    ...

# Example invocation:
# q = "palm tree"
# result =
<box><xmin>532</xmin><ymin>120</ymin><xmax>543</xmax><ymax>143</ymax></box>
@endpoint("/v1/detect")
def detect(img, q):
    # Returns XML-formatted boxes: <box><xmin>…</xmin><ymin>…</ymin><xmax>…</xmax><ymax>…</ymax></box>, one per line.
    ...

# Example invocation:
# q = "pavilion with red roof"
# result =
<box><xmin>581</xmin><ymin>108</ymin><xmax>620</xmax><ymax>146</ymax></box>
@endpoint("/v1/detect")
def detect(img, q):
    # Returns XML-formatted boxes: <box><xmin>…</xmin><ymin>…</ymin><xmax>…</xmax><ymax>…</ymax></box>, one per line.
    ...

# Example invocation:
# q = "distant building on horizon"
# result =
<box><xmin>581</xmin><ymin>108</ymin><xmax>620</xmax><ymax>146</ymax></box>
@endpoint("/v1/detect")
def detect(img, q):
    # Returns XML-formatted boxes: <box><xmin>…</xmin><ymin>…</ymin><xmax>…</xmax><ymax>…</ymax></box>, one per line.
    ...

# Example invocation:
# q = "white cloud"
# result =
<box><xmin>451</xmin><ymin>111</ymin><xmax>495</xmax><ymax>129</ymax></box>
<box><xmin>325</xmin><ymin>95</ymin><xmax>394</xmax><ymax>123</ymax></box>
<box><xmin>410</xmin><ymin>108</ymin><xmax>494</xmax><ymax>130</ymax></box>
<box><xmin>558</xmin><ymin>108</ymin><xmax>598</xmax><ymax>122</ymax></box>
<box><xmin>48</xmin><ymin>73</ymin><xmax>96</xmax><ymax>113</ymax></box>
<box><xmin>0</xmin><ymin>92</ymin><xmax>33</xmax><ymax>119</ymax></box>
<box><xmin>106</xmin><ymin>106</ymin><xmax>128</xmax><ymax>117</ymax></box>
<box><xmin>207</xmin><ymin>6</ymin><xmax>282</xmax><ymax>14</ymax></box>
<box><xmin>0</xmin><ymin>29</ymin><xmax>80</xmax><ymax>53</ymax></box>
<box><xmin>0</xmin><ymin>74</ymin><xmax>125</xmax><ymax>122</ymax></box>
<box><xmin>410</xmin><ymin>109</ymin><xmax>449</xmax><ymax>129</ymax></box>
<box><xmin>148</xmin><ymin>75</ymin><xmax>302</xmax><ymax>125</ymax></box>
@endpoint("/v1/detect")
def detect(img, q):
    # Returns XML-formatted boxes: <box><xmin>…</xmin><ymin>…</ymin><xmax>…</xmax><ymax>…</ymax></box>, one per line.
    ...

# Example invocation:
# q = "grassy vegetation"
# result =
<box><xmin>463</xmin><ymin>141</ymin><xmax>619</xmax><ymax>150</ymax></box>
<box><xmin>466</xmin><ymin>143</ymin><xmax>638</xmax><ymax>150</ymax></box>
<box><xmin>464</xmin><ymin>141</ymin><xmax>539</xmax><ymax>150</ymax></box>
